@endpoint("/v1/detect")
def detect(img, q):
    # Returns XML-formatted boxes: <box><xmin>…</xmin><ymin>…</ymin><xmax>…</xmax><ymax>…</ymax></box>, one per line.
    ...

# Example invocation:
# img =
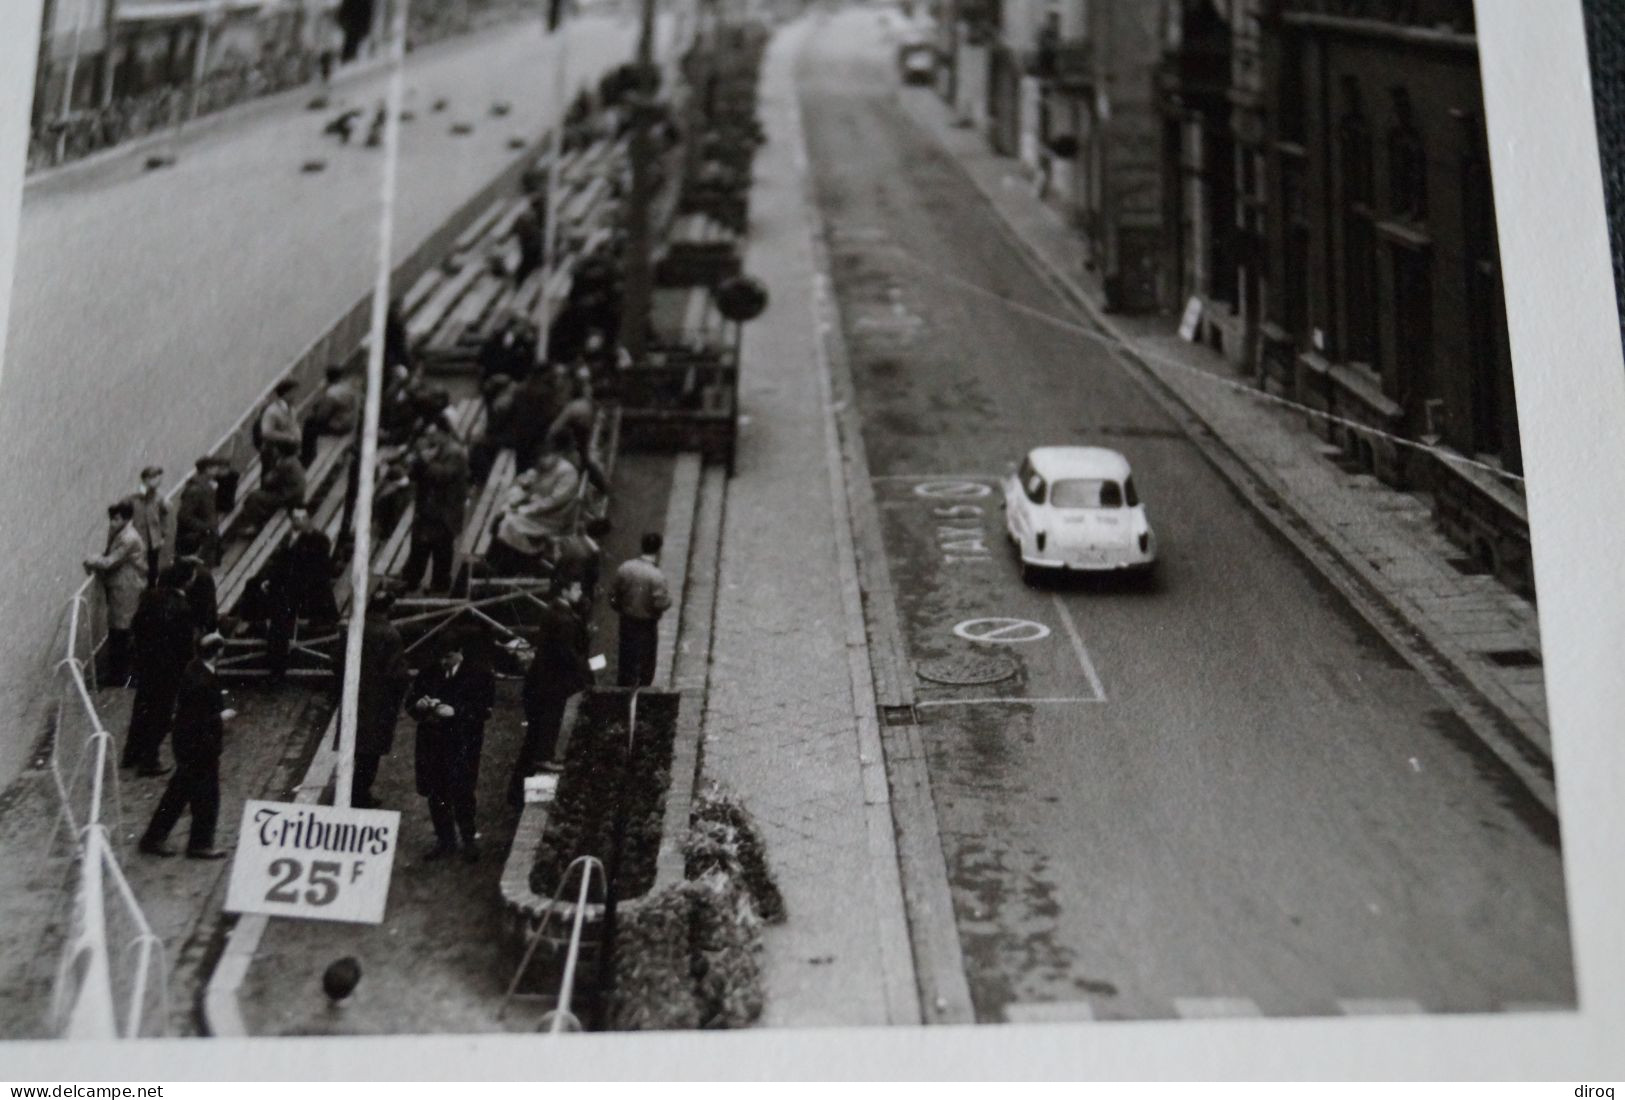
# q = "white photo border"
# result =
<box><xmin>0</xmin><ymin>0</ymin><xmax>1620</xmax><ymax>1080</ymax></box>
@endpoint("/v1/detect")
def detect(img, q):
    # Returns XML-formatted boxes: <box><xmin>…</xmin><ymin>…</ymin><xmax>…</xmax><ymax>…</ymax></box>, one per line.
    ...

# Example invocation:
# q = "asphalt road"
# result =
<box><xmin>798</xmin><ymin>9</ymin><xmax>1576</xmax><ymax>1023</ymax></box>
<box><xmin>0</xmin><ymin>11</ymin><xmax>675</xmax><ymax>785</ymax></box>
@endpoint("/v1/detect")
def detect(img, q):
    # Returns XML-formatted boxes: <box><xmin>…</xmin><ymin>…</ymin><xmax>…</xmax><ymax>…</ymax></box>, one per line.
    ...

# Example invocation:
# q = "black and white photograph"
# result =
<box><xmin>0</xmin><ymin>0</ymin><xmax>1620</xmax><ymax>1081</ymax></box>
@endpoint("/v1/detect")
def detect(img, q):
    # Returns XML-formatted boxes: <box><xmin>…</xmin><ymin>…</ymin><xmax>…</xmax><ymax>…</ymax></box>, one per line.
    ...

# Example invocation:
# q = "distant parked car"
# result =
<box><xmin>1002</xmin><ymin>446</ymin><xmax>1157</xmax><ymax>583</ymax></box>
<box><xmin>898</xmin><ymin>42</ymin><xmax>937</xmax><ymax>84</ymax></box>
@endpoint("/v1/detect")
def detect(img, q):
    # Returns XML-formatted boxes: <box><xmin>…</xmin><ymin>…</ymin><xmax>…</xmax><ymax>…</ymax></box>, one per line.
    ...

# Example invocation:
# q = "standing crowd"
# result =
<box><xmin>83</xmin><ymin>287</ymin><xmax>675</xmax><ymax>866</ymax></box>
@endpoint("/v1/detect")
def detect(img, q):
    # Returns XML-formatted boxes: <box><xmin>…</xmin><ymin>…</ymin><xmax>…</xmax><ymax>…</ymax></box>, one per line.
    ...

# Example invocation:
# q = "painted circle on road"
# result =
<box><xmin>913</xmin><ymin>480</ymin><xmax>992</xmax><ymax>499</ymax></box>
<box><xmin>953</xmin><ymin>617</ymin><xmax>1052</xmax><ymax>644</ymax></box>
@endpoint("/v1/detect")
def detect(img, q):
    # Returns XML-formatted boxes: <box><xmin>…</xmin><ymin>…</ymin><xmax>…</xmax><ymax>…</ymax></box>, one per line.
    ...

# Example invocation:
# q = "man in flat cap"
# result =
<box><xmin>126</xmin><ymin>465</ymin><xmax>169</xmax><ymax>586</ymax></box>
<box><xmin>139</xmin><ymin>632</ymin><xmax>234</xmax><ymax>859</ymax></box>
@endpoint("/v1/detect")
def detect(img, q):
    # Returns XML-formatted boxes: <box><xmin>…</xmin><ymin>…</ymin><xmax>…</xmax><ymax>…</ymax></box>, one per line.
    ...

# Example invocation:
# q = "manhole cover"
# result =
<box><xmin>916</xmin><ymin>653</ymin><xmax>1018</xmax><ymax>686</ymax></box>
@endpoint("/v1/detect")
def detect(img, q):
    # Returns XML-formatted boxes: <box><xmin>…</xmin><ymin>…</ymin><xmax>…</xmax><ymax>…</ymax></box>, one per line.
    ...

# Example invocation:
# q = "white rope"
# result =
<box><xmin>884</xmin><ymin>242</ymin><xmax>1527</xmax><ymax>487</ymax></box>
<box><xmin>336</xmin><ymin>0</ymin><xmax>412</xmax><ymax>809</ymax></box>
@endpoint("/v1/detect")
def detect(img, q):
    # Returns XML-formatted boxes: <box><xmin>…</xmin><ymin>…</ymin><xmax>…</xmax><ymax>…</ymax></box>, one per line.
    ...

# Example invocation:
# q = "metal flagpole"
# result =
<box><xmin>335</xmin><ymin>0</ymin><xmax>411</xmax><ymax>810</ymax></box>
<box><xmin>537</xmin><ymin>0</ymin><xmax>571</xmax><ymax>364</ymax></box>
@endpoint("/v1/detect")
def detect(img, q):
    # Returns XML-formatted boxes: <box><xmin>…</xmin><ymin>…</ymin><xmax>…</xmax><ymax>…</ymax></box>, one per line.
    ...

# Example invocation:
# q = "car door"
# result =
<box><xmin>1006</xmin><ymin>458</ymin><xmax>1044</xmax><ymax>552</ymax></box>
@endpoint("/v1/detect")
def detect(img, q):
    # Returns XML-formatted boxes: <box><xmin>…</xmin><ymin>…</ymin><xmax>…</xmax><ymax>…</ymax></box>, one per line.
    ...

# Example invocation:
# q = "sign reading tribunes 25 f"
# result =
<box><xmin>224</xmin><ymin>801</ymin><xmax>401</xmax><ymax>925</ymax></box>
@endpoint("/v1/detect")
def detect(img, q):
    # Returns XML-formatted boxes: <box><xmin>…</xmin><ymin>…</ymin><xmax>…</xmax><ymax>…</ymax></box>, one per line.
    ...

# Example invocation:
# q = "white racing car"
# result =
<box><xmin>1002</xmin><ymin>446</ymin><xmax>1157</xmax><ymax>583</ymax></box>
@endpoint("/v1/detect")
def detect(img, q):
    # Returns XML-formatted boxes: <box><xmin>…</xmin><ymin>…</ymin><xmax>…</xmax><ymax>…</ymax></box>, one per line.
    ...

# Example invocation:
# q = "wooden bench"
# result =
<box><xmin>217</xmin><ymin>432</ymin><xmax>352</xmax><ymax>614</ymax></box>
<box><xmin>451</xmin><ymin>197</ymin><xmax>508</xmax><ymax>257</ymax></box>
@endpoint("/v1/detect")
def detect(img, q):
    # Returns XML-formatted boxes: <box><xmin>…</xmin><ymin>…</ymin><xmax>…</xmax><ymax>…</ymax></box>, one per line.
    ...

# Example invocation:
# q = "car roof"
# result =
<box><xmin>1026</xmin><ymin>445</ymin><xmax>1132</xmax><ymax>479</ymax></box>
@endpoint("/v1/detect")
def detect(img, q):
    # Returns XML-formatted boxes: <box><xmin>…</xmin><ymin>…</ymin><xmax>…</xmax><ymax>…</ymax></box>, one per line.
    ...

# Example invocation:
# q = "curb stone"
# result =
<box><xmin>786</xmin><ymin>26</ymin><xmax>971</xmax><ymax>1025</ymax></box>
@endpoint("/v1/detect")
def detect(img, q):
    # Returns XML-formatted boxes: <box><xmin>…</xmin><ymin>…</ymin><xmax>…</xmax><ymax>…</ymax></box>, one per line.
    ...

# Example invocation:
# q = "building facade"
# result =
<box><xmin>1155</xmin><ymin>0</ymin><xmax>1266</xmax><ymax>367</ymax></box>
<box><xmin>1251</xmin><ymin>0</ymin><xmax>1528</xmax><ymax>591</ymax></box>
<box><xmin>966</xmin><ymin>0</ymin><xmax>1168</xmax><ymax>311</ymax></box>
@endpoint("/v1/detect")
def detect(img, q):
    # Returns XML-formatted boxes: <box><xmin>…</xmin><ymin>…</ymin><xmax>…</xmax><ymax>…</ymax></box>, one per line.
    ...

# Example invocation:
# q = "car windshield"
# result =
<box><xmin>1050</xmin><ymin>478</ymin><xmax>1124</xmax><ymax>509</ymax></box>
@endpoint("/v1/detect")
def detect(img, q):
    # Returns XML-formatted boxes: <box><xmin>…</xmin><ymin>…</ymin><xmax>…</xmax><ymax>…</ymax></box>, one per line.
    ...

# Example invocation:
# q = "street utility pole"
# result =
<box><xmin>618</xmin><ymin>0</ymin><xmax>660</xmax><ymax>365</ymax></box>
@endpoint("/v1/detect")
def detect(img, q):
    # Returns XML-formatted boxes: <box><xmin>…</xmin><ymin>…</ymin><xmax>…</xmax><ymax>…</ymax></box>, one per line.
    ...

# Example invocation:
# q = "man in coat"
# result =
<box><xmin>344</xmin><ymin>589</ymin><xmax>410</xmax><ymax>810</ymax></box>
<box><xmin>126</xmin><ymin>465</ymin><xmax>169</xmax><ymax>585</ymax></box>
<box><xmin>83</xmin><ymin>501</ymin><xmax>147</xmax><ymax>687</ymax></box>
<box><xmin>260</xmin><ymin>505</ymin><xmax>340</xmax><ymax>681</ymax></box>
<box><xmin>122</xmin><ymin>566</ymin><xmax>196</xmax><ymax>776</ymax></box>
<box><xmin>300</xmin><ymin>364</ymin><xmax>361</xmax><ymax>466</ymax></box>
<box><xmin>401</xmin><ymin>415</ymin><xmax>470</xmax><ymax>594</ymax></box>
<box><xmin>410</xmin><ymin>629</ymin><xmax>495</xmax><ymax>862</ymax></box>
<box><xmin>176</xmin><ymin>553</ymin><xmax>219</xmax><ymax>638</ymax></box>
<box><xmin>608</xmin><ymin>531</ymin><xmax>672</xmax><ymax>688</ymax></box>
<box><xmin>138</xmin><ymin>633</ymin><xmax>235</xmax><ymax>859</ymax></box>
<box><xmin>176</xmin><ymin>456</ymin><xmax>231</xmax><ymax>566</ymax></box>
<box><xmin>255</xmin><ymin>379</ymin><xmax>301</xmax><ymax>468</ymax></box>
<box><xmin>509</xmin><ymin>579</ymin><xmax>593</xmax><ymax>809</ymax></box>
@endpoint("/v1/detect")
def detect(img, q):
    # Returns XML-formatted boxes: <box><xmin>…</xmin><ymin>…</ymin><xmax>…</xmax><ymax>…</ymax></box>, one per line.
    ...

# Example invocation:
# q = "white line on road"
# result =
<box><xmin>1003</xmin><ymin>1000</ymin><xmax>1097</xmax><ymax>1023</ymax></box>
<box><xmin>1336</xmin><ymin>998</ymin><xmax>1425</xmax><ymax>1016</ymax></box>
<box><xmin>1173</xmin><ymin>997</ymin><xmax>1263</xmax><ymax>1019</ymax></box>
<box><xmin>913</xmin><ymin>696</ymin><xmax>1108</xmax><ymax>708</ymax></box>
<box><xmin>870</xmin><ymin>473</ymin><xmax>996</xmax><ymax>481</ymax></box>
<box><xmin>1052</xmin><ymin>596</ymin><xmax>1106</xmax><ymax>702</ymax></box>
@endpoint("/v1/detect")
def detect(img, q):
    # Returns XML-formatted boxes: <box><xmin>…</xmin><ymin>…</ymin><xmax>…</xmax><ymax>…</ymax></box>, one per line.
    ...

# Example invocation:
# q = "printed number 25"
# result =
<box><xmin>266</xmin><ymin>858</ymin><xmax>342</xmax><ymax>906</ymax></box>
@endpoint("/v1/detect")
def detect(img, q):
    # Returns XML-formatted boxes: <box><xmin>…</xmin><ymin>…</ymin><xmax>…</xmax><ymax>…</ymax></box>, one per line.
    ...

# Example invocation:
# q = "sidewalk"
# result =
<box><xmin>695</xmin><ymin>19</ymin><xmax>918</xmax><ymax>1027</ymax></box>
<box><xmin>896</xmin><ymin>89</ymin><xmax>1556</xmax><ymax>811</ymax></box>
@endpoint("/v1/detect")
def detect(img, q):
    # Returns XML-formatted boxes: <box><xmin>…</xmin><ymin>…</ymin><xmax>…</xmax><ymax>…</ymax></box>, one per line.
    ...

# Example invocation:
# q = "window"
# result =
<box><xmin>1050</xmin><ymin>479</ymin><xmax>1124</xmax><ymax>509</ymax></box>
<box><xmin>1278</xmin><ymin>30</ymin><xmax>1304</xmax><ymax>144</ymax></box>
<box><xmin>1390</xmin><ymin>245</ymin><xmax>1432</xmax><ymax>406</ymax></box>
<box><xmin>1386</xmin><ymin>87</ymin><xmax>1428</xmax><ymax>220</ymax></box>
<box><xmin>1338</xmin><ymin>79</ymin><xmax>1380</xmax><ymax>368</ymax></box>
<box><xmin>1019</xmin><ymin>457</ymin><xmax>1046</xmax><ymax>504</ymax></box>
<box><xmin>1281</xmin><ymin>158</ymin><xmax>1310</xmax><ymax>340</ymax></box>
<box><xmin>1124</xmin><ymin>476</ymin><xmax>1140</xmax><ymax>507</ymax></box>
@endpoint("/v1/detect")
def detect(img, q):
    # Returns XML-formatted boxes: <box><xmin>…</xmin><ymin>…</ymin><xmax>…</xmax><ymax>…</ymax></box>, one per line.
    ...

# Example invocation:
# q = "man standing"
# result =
<box><xmin>255</xmin><ymin>380</ymin><xmax>302</xmax><ymax>468</ymax></box>
<box><xmin>83</xmin><ymin>501</ymin><xmax>147</xmax><ymax>687</ymax></box>
<box><xmin>176</xmin><ymin>456</ymin><xmax>230</xmax><ymax>566</ymax></box>
<box><xmin>348</xmin><ymin>588</ymin><xmax>410</xmax><ymax>810</ymax></box>
<box><xmin>608</xmin><ymin>532</ymin><xmax>672</xmax><ymax>688</ymax></box>
<box><xmin>510</xmin><ymin>580</ymin><xmax>593</xmax><ymax>809</ymax></box>
<box><xmin>260</xmin><ymin>506</ymin><xmax>340</xmax><ymax>681</ymax></box>
<box><xmin>402</xmin><ymin>415</ymin><xmax>470</xmax><ymax>594</ymax></box>
<box><xmin>301</xmin><ymin>364</ymin><xmax>361</xmax><ymax>466</ymax></box>
<box><xmin>122</xmin><ymin>566</ymin><xmax>196</xmax><ymax>776</ymax></box>
<box><xmin>138</xmin><ymin>633</ymin><xmax>235</xmax><ymax>859</ymax></box>
<box><xmin>126</xmin><ymin>465</ymin><xmax>169</xmax><ymax>585</ymax></box>
<box><xmin>176</xmin><ymin>553</ymin><xmax>219</xmax><ymax>638</ymax></box>
<box><xmin>410</xmin><ymin>630</ymin><xmax>495</xmax><ymax>862</ymax></box>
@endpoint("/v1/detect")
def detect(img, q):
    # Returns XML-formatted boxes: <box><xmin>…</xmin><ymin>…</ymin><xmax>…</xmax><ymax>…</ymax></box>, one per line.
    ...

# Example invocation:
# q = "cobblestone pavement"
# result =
<box><xmin>0</xmin><ymin>681</ymin><xmax>329</xmax><ymax>1038</ymax></box>
<box><xmin>895</xmin><ymin>87</ymin><xmax>1554</xmax><ymax>805</ymax></box>
<box><xmin>696</xmin><ymin>20</ymin><xmax>908</xmax><ymax>1028</ymax></box>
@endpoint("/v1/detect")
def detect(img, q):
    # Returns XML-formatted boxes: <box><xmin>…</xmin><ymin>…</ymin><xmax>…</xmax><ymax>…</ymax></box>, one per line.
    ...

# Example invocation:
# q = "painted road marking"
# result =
<box><xmin>914</xmin><ymin>696</ymin><xmax>1107</xmax><ymax>708</ymax></box>
<box><xmin>872</xmin><ymin>473</ymin><xmax>997</xmax><ymax>481</ymax></box>
<box><xmin>912</xmin><ymin>479</ymin><xmax>994</xmax><ymax>499</ymax></box>
<box><xmin>954</xmin><ymin>617</ymin><xmax>1051</xmax><ymax>643</ymax></box>
<box><xmin>1173</xmin><ymin>997</ymin><xmax>1262</xmax><ymax>1018</ymax></box>
<box><xmin>1003</xmin><ymin>1000</ymin><xmax>1096</xmax><ymax>1023</ymax></box>
<box><xmin>1052</xmin><ymin>596</ymin><xmax>1107</xmax><ymax>702</ymax></box>
<box><xmin>1336</xmin><ymin>998</ymin><xmax>1425</xmax><ymax>1016</ymax></box>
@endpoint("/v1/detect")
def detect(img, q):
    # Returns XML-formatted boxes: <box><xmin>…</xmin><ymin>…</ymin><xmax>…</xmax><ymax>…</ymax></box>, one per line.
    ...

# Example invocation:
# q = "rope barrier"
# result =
<box><xmin>882</xmin><ymin>241</ymin><xmax>1528</xmax><ymax>487</ymax></box>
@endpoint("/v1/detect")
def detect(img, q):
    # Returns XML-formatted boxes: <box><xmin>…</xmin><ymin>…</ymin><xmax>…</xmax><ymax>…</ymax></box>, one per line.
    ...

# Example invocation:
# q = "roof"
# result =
<box><xmin>1027</xmin><ymin>445</ymin><xmax>1132</xmax><ymax>480</ymax></box>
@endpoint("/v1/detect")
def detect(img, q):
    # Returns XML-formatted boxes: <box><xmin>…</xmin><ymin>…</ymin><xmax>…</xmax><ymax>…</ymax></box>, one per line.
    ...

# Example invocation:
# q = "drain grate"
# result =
<box><xmin>1483</xmin><ymin>648</ymin><xmax>1542</xmax><ymax>669</ymax></box>
<box><xmin>916</xmin><ymin>653</ymin><xmax>1018</xmax><ymax>686</ymax></box>
<box><xmin>880</xmin><ymin>705</ymin><xmax>918</xmax><ymax>726</ymax></box>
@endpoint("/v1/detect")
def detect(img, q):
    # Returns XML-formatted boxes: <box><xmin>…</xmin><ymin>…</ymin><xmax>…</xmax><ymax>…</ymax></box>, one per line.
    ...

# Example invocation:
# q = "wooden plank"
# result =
<box><xmin>466</xmin><ymin>449</ymin><xmax>517</xmax><ymax>560</ymax></box>
<box><xmin>402</xmin><ymin>267</ymin><xmax>443</xmax><ymax>316</ymax></box>
<box><xmin>409</xmin><ymin>259</ymin><xmax>486</xmax><ymax>343</ymax></box>
<box><xmin>453</xmin><ymin>197</ymin><xmax>507</xmax><ymax>255</ymax></box>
